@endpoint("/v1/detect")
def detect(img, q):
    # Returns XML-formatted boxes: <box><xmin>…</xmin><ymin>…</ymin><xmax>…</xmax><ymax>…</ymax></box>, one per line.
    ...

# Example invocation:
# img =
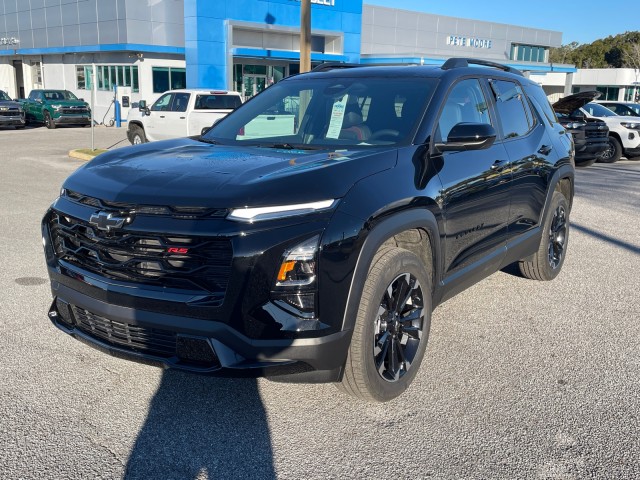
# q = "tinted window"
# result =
<box><xmin>437</xmin><ymin>78</ymin><xmax>491</xmax><ymax>142</ymax></box>
<box><xmin>151</xmin><ymin>93</ymin><xmax>173</xmax><ymax>112</ymax></box>
<box><xmin>582</xmin><ymin>103</ymin><xmax>616</xmax><ymax>117</ymax></box>
<box><xmin>194</xmin><ymin>94</ymin><xmax>242</xmax><ymax>110</ymax></box>
<box><xmin>523</xmin><ymin>83</ymin><xmax>558</xmax><ymax>126</ymax></box>
<box><xmin>0</xmin><ymin>91</ymin><xmax>11</xmax><ymax>101</ymax></box>
<box><xmin>171</xmin><ymin>93</ymin><xmax>190</xmax><ymax>112</ymax></box>
<box><xmin>206</xmin><ymin>77</ymin><xmax>437</xmax><ymax>148</ymax></box>
<box><xmin>43</xmin><ymin>90</ymin><xmax>78</xmax><ymax>101</ymax></box>
<box><xmin>490</xmin><ymin>80</ymin><xmax>533</xmax><ymax>139</ymax></box>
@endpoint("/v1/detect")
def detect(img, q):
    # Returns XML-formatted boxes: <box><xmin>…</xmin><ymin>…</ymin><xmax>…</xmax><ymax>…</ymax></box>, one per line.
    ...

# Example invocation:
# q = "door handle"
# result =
<box><xmin>180</xmin><ymin>116</ymin><xmax>185</xmax><ymax>119</ymax></box>
<box><xmin>490</xmin><ymin>160</ymin><xmax>506</xmax><ymax>170</ymax></box>
<box><xmin>538</xmin><ymin>144</ymin><xmax>552</xmax><ymax>155</ymax></box>
<box><xmin>160</xmin><ymin>115</ymin><xmax>165</xmax><ymax>118</ymax></box>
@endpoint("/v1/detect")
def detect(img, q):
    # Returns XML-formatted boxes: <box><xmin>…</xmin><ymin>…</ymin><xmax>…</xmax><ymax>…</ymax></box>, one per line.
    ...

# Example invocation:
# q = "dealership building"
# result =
<box><xmin>3</xmin><ymin>0</ymin><xmax>631</xmax><ymax>122</ymax></box>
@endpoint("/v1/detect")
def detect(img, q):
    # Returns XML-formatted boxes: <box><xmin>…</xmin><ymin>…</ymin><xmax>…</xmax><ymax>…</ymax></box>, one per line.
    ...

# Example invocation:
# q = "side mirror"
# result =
<box><xmin>35</xmin><ymin>98</ymin><xmax>43</xmax><ymax>103</ymax></box>
<box><xmin>138</xmin><ymin>100</ymin><xmax>147</xmax><ymax>111</ymax></box>
<box><xmin>79</xmin><ymin>98</ymin><xmax>84</xmax><ymax>102</ymax></box>
<box><xmin>435</xmin><ymin>123</ymin><xmax>497</xmax><ymax>152</ymax></box>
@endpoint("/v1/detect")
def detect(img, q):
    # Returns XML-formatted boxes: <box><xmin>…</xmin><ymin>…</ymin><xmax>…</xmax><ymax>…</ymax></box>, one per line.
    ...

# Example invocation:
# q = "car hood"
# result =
<box><xmin>0</xmin><ymin>100</ymin><xmax>21</xmax><ymax>109</ymax></box>
<box><xmin>552</xmin><ymin>91</ymin><xmax>601</xmax><ymax>115</ymax></box>
<box><xmin>63</xmin><ymin>138</ymin><xmax>397</xmax><ymax>208</ymax></box>
<box><xmin>46</xmin><ymin>100</ymin><xmax>88</xmax><ymax>107</ymax></box>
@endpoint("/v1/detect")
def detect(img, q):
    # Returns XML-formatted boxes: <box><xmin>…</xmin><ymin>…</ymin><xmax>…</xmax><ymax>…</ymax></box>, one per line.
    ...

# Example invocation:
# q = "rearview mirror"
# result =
<box><xmin>435</xmin><ymin>123</ymin><xmax>497</xmax><ymax>152</ymax></box>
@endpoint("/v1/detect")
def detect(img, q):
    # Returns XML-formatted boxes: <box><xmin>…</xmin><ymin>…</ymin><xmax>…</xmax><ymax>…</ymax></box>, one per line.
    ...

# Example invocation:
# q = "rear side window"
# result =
<box><xmin>171</xmin><ymin>93</ymin><xmax>190</xmax><ymax>112</ymax></box>
<box><xmin>490</xmin><ymin>80</ymin><xmax>534</xmax><ymax>139</ymax></box>
<box><xmin>523</xmin><ymin>83</ymin><xmax>558</xmax><ymax>126</ymax></box>
<box><xmin>195</xmin><ymin>94</ymin><xmax>242</xmax><ymax>110</ymax></box>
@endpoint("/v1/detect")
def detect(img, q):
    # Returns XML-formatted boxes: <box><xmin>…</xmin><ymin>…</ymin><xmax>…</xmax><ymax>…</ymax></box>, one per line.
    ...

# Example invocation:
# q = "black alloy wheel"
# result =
<box><xmin>374</xmin><ymin>273</ymin><xmax>424</xmax><ymax>382</ymax></box>
<box><xmin>338</xmin><ymin>247</ymin><xmax>432</xmax><ymax>402</ymax></box>
<box><xmin>599</xmin><ymin>137</ymin><xmax>621</xmax><ymax>163</ymax></box>
<box><xmin>548</xmin><ymin>204</ymin><xmax>567</xmax><ymax>270</ymax></box>
<box><xmin>518</xmin><ymin>191</ymin><xmax>569</xmax><ymax>281</ymax></box>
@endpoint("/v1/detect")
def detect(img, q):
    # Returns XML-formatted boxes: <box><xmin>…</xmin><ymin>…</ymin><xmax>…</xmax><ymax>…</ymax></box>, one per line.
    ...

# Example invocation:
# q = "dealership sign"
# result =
<box><xmin>0</xmin><ymin>36</ymin><xmax>20</xmax><ymax>46</ymax></box>
<box><xmin>446</xmin><ymin>35</ymin><xmax>492</xmax><ymax>49</ymax></box>
<box><xmin>295</xmin><ymin>0</ymin><xmax>335</xmax><ymax>5</ymax></box>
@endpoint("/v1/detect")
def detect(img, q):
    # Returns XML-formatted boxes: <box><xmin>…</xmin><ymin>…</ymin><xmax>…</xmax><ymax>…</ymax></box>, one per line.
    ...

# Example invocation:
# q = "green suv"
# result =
<box><xmin>21</xmin><ymin>90</ymin><xmax>91</xmax><ymax>129</ymax></box>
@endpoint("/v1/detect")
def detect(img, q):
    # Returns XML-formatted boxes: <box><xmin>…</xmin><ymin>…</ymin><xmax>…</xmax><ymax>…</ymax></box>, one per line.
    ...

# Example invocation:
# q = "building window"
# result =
<box><xmin>596</xmin><ymin>86</ymin><xmax>619</xmax><ymax>101</ymax></box>
<box><xmin>76</xmin><ymin>65</ymin><xmax>139</xmax><ymax>92</ymax></box>
<box><xmin>152</xmin><ymin>67</ymin><xmax>186</xmax><ymax>93</ymax></box>
<box><xmin>511</xmin><ymin>44</ymin><xmax>548</xmax><ymax>63</ymax></box>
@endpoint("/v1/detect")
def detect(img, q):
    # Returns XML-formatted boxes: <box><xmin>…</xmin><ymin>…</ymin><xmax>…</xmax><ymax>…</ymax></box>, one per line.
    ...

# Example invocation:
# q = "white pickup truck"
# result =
<box><xmin>126</xmin><ymin>89</ymin><xmax>242</xmax><ymax>144</ymax></box>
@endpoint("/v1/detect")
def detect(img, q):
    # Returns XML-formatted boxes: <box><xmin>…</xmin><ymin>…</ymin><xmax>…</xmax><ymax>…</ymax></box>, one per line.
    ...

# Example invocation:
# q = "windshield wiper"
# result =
<box><xmin>197</xmin><ymin>137</ymin><xmax>220</xmax><ymax>145</ymax></box>
<box><xmin>256</xmin><ymin>143</ymin><xmax>322</xmax><ymax>150</ymax></box>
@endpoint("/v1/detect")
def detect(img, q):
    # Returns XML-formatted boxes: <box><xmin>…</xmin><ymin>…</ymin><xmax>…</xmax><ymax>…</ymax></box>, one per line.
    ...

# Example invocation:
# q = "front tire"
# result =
<box><xmin>129</xmin><ymin>125</ymin><xmax>147</xmax><ymax>145</ymax></box>
<box><xmin>519</xmin><ymin>191</ymin><xmax>569</xmax><ymax>281</ymax></box>
<box><xmin>598</xmin><ymin>137</ymin><xmax>621</xmax><ymax>163</ymax></box>
<box><xmin>338</xmin><ymin>247</ymin><xmax>432</xmax><ymax>403</ymax></box>
<box><xmin>44</xmin><ymin>111</ymin><xmax>56</xmax><ymax>129</ymax></box>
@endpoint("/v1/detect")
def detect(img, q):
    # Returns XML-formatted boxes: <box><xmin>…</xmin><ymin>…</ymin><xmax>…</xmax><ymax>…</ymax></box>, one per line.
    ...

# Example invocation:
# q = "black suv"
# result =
<box><xmin>43</xmin><ymin>58</ymin><xmax>574</xmax><ymax>402</ymax></box>
<box><xmin>552</xmin><ymin>91</ymin><xmax>609</xmax><ymax>167</ymax></box>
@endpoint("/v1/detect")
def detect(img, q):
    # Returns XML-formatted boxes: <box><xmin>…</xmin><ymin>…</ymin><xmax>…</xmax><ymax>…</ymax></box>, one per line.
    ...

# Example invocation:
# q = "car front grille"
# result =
<box><xmin>585</xmin><ymin>122</ymin><xmax>608</xmax><ymax>139</ymax></box>
<box><xmin>60</xmin><ymin>107</ymin><xmax>89</xmax><ymax>115</ymax></box>
<box><xmin>71</xmin><ymin>305</ymin><xmax>177</xmax><ymax>357</ymax></box>
<box><xmin>0</xmin><ymin>109</ymin><xmax>22</xmax><ymax>116</ymax></box>
<box><xmin>64</xmin><ymin>190</ymin><xmax>228</xmax><ymax>219</ymax></box>
<box><xmin>49</xmin><ymin>211</ymin><xmax>233</xmax><ymax>297</ymax></box>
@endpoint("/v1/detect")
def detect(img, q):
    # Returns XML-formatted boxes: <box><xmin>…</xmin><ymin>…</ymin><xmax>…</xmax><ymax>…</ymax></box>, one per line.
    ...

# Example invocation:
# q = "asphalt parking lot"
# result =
<box><xmin>1</xmin><ymin>125</ymin><xmax>639</xmax><ymax>479</ymax></box>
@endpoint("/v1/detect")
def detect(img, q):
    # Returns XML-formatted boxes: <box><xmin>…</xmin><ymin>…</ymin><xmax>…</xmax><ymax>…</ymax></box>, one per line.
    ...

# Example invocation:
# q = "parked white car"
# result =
<box><xmin>126</xmin><ymin>89</ymin><xmax>242</xmax><ymax>144</ymax></box>
<box><xmin>580</xmin><ymin>102</ymin><xmax>640</xmax><ymax>162</ymax></box>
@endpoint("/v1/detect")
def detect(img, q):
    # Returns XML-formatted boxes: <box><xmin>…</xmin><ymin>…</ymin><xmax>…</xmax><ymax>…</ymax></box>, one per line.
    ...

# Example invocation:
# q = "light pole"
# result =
<box><xmin>300</xmin><ymin>0</ymin><xmax>311</xmax><ymax>73</ymax></box>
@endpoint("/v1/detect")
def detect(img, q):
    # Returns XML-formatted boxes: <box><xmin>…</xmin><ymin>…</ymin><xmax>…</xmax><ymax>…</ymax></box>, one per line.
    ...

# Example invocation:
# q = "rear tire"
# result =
<box><xmin>44</xmin><ymin>111</ymin><xmax>56</xmax><ymax>129</ymax></box>
<box><xmin>519</xmin><ymin>191</ymin><xmax>569</xmax><ymax>281</ymax></box>
<box><xmin>337</xmin><ymin>247</ymin><xmax>432</xmax><ymax>403</ymax></box>
<box><xmin>598</xmin><ymin>137</ymin><xmax>621</xmax><ymax>163</ymax></box>
<box><xmin>129</xmin><ymin>125</ymin><xmax>147</xmax><ymax>145</ymax></box>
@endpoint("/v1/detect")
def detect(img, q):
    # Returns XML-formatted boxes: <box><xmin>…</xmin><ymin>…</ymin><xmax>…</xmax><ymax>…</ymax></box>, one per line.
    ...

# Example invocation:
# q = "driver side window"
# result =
<box><xmin>151</xmin><ymin>93</ymin><xmax>173</xmax><ymax>112</ymax></box>
<box><xmin>437</xmin><ymin>79</ymin><xmax>491</xmax><ymax>142</ymax></box>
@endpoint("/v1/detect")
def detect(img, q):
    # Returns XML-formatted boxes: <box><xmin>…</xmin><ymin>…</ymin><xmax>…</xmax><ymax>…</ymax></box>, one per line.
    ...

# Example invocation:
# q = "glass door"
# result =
<box><xmin>243</xmin><ymin>74</ymin><xmax>267</xmax><ymax>98</ymax></box>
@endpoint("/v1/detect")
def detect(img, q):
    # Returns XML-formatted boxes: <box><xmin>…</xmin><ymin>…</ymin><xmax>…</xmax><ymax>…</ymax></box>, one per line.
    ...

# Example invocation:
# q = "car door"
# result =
<box><xmin>146</xmin><ymin>93</ymin><xmax>174</xmax><ymax>141</ymax></box>
<box><xmin>155</xmin><ymin>92</ymin><xmax>190</xmax><ymax>139</ymax></box>
<box><xmin>489</xmin><ymin>79</ymin><xmax>555</xmax><ymax>238</ymax></box>
<box><xmin>434</xmin><ymin>78</ymin><xmax>512</xmax><ymax>291</ymax></box>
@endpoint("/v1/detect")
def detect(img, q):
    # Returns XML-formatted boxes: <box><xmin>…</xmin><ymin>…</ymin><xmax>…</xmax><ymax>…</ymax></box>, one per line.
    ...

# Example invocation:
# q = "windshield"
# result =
<box><xmin>43</xmin><ymin>90</ymin><xmax>79</xmax><ymax>101</ymax></box>
<box><xmin>581</xmin><ymin>103</ymin><xmax>617</xmax><ymax>117</ymax></box>
<box><xmin>203</xmin><ymin>76</ymin><xmax>437</xmax><ymax>148</ymax></box>
<box><xmin>0</xmin><ymin>91</ymin><xmax>11</xmax><ymax>101</ymax></box>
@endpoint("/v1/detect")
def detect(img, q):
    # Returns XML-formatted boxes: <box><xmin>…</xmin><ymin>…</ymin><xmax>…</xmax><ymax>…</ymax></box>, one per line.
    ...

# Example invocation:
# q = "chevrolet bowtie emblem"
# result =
<box><xmin>89</xmin><ymin>211</ymin><xmax>127</xmax><ymax>231</ymax></box>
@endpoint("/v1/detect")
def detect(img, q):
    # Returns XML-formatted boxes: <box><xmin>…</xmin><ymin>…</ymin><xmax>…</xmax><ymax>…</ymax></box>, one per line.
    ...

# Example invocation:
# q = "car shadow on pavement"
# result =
<box><xmin>124</xmin><ymin>370</ymin><xmax>275</xmax><ymax>479</ymax></box>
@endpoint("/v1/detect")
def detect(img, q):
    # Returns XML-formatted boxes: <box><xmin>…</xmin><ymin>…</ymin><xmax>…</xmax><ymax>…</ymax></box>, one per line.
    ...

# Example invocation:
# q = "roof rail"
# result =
<box><xmin>311</xmin><ymin>62</ymin><xmax>364</xmax><ymax>73</ymax></box>
<box><xmin>441</xmin><ymin>58</ymin><xmax>524</xmax><ymax>77</ymax></box>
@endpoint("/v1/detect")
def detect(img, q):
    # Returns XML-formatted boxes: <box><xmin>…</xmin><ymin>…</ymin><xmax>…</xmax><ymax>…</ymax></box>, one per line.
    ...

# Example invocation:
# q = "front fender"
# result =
<box><xmin>332</xmin><ymin>209</ymin><xmax>441</xmax><ymax>333</ymax></box>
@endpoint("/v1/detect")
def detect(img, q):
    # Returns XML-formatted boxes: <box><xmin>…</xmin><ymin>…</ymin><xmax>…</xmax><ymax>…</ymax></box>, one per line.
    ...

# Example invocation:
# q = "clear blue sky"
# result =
<box><xmin>366</xmin><ymin>0</ymin><xmax>637</xmax><ymax>45</ymax></box>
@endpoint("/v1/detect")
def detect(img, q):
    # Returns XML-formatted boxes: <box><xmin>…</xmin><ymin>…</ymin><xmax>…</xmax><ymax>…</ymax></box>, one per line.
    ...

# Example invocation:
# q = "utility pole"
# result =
<box><xmin>300</xmin><ymin>0</ymin><xmax>311</xmax><ymax>73</ymax></box>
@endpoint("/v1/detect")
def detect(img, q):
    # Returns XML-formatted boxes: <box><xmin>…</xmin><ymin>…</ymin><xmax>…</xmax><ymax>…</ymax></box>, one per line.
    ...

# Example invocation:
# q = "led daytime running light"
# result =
<box><xmin>229</xmin><ymin>200</ymin><xmax>336</xmax><ymax>222</ymax></box>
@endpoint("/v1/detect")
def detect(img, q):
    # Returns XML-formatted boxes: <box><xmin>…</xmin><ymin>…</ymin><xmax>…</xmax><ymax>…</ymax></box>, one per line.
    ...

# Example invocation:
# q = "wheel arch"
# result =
<box><xmin>340</xmin><ymin>208</ymin><xmax>441</xmax><ymax>333</ymax></box>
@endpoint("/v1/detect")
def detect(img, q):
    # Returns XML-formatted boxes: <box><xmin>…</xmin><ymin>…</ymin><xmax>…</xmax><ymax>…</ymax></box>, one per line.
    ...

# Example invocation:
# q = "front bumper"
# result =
<box><xmin>48</xmin><ymin>280</ymin><xmax>351</xmax><ymax>382</ymax></box>
<box><xmin>0</xmin><ymin>115</ymin><xmax>25</xmax><ymax>126</ymax></box>
<box><xmin>53</xmin><ymin>115</ymin><xmax>91</xmax><ymax>125</ymax></box>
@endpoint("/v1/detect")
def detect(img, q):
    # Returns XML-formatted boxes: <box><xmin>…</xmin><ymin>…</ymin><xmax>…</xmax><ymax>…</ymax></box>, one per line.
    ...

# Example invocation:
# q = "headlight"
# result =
<box><xmin>228</xmin><ymin>199</ymin><xmax>336</xmax><ymax>222</ymax></box>
<box><xmin>51</xmin><ymin>104</ymin><xmax>62</xmax><ymax>110</ymax></box>
<box><xmin>561</xmin><ymin>122</ymin><xmax>586</xmax><ymax>129</ymax></box>
<box><xmin>276</xmin><ymin>235</ymin><xmax>319</xmax><ymax>287</ymax></box>
<box><xmin>621</xmin><ymin>122</ymin><xmax>640</xmax><ymax>130</ymax></box>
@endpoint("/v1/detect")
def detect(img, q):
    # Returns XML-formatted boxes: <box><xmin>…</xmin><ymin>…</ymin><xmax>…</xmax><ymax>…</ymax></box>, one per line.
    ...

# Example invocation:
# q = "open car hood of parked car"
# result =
<box><xmin>553</xmin><ymin>91</ymin><xmax>601</xmax><ymax>115</ymax></box>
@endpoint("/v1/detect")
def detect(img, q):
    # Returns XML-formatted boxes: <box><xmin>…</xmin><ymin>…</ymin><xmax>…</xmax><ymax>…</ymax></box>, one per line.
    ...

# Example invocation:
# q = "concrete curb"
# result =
<box><xmin>68</xmin><ymin>149</ymin><xmax>107</xmax><ymax>161</ymax></box>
